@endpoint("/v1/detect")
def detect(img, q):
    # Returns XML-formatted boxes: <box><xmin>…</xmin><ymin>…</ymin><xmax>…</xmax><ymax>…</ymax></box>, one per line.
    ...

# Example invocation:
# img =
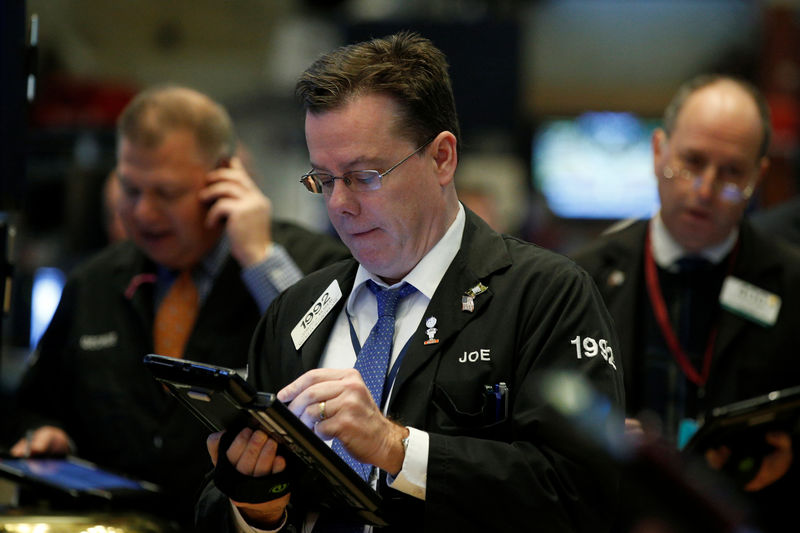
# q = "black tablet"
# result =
<box><xmin>0</xmin><ymin>455</ymin><xmax>161</xmax><ymax>501</ymax></box>
<box><xmin>684</xmin><ymin>384</ymin><xmax>800</xmax><ymax>455</ymax></box>
<box><xmin>142</xmin><ymin>353</ymin><xmax>386</xmax><ymax>526</ymax></box>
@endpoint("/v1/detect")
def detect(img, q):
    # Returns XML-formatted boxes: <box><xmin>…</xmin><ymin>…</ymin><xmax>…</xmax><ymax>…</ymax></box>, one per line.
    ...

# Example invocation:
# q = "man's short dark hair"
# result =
<box><xmin>663</xmin><ymin>74</ymin><xmax>772</xmax><ymax>159</ymax></box>
<box><xmin>296</xmin><ymin>31</ymin><xmax>461</xmax><ymax>149</ymax></box>
<box><xmin>117</xmin><ymin>85</ymin><xmax>236</xmax><ymax>164</ymax></box>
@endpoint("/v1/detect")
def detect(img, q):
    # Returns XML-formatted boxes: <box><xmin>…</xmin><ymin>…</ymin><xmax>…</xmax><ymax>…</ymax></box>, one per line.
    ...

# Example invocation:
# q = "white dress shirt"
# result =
<box><xmin>650</xmin><ymin>211</ymin><xmax>738</xmax><ymax>270</ymax></box>
<box><xmin>319</xmin><ymin>202</ymin><xmax>465</xmax><ymax>499</ymax></box>
<box><xmin>235</xmin><ymin>204</ymin><xmax>465</xmax><ymax>533</ymax></box>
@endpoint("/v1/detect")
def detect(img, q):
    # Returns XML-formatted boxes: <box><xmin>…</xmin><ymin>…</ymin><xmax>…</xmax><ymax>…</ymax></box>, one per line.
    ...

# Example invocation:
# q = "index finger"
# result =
<box><xmin>765</xmin><ymin>431</ymin><xmax>792</xmax><ymax>450</ymax></box>
<box><xmin>277</xmin><ymin>367</ymin><xmax>353</xmax><ymax>403</ymax></box>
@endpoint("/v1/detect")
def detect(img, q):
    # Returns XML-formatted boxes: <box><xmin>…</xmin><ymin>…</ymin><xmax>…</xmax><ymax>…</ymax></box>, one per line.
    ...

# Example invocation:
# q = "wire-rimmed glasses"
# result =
<box><xmin>662</xmin><ymin>165</ymin><xmax>756</xmax><ymax>203</ymax></box>
<box><xmin>300</xmin><ymin>136</ymin><xmax>435</xmax><ymax>195</ymax></box>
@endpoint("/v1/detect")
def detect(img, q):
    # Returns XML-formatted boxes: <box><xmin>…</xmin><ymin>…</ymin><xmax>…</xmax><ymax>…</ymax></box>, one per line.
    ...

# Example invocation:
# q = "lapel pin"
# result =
<box><xmin>461</xmin><ymin>282</ymin><xmax>488</xmax><ymax>313</ymax></box>
<box><xmin>607</xmin><ymin>270</ymin><xmax>625</xmax><ymax>288</ymax></box>
<box><xmin>424</xmin><ymin>316</ymin><xmax>439</xmax><ymax>345</ymax></box>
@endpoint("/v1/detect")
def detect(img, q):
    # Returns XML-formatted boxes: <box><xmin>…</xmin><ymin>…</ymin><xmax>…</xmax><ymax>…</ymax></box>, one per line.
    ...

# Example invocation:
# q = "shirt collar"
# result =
<box><xmin>347</xmin><ymin>203</ymin><xmax>465</xmax><ymax>312</ymax></box>
<box><xmin>650</xmin><ymin>211</ymin><xmax>738</xmax><ymax>270</ymax></box>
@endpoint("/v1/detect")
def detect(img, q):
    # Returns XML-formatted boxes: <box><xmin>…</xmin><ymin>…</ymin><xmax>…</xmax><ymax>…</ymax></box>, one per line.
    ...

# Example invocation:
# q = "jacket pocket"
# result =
<box><xmin>430</xmin><ymin>382</ymin><xmax>510</xmax><ymax>440</ymax></box>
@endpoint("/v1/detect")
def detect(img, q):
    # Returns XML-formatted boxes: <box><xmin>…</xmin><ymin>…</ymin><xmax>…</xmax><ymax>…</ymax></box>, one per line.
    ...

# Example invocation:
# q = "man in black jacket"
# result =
<box><xmin>199</xmin><ymin>32</ymin><xmax>624</xmax><ymax>533</ymax></box>
<box><xmin>10</xmin><ymin>86</ymin><xmax>349</xmax><ymax>529</ymax></box>
<box><xmin>572</xmin><ymin>74</ymin><xmax>800</xmax><ymax>532</ymax></box>
<box><xmin>752</xmin><ymin>195</ymin><xmax>800</xmax><ymax>249</ymax></box>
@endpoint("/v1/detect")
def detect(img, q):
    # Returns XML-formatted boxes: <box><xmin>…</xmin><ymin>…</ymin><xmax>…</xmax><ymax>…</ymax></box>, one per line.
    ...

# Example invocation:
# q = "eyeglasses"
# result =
<box><xmin>300</xmin><ymin>136</ymin><xmax>435</xmax><ymax>195</ymax></box>
<box><xmin>662</xmin><ymin>165</ymin><xmax>755</xmax><ymax>203</ymax></box>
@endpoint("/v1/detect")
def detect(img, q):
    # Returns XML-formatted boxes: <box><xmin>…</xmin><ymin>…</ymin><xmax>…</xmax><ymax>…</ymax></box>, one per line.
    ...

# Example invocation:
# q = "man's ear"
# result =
<box><xmin>652</xmin><ymin>128</ymin><xmax>667</xmax><ymax>177</ymax></box>
<box><xmin>754</xmin><ymin>156</ymin><xmax>770</xmax><ymax>188</ymax></box>
<box><xmin>432</xmin><ymin>131</ymin><xmax>458</xmax><ymax>187</ymax></box>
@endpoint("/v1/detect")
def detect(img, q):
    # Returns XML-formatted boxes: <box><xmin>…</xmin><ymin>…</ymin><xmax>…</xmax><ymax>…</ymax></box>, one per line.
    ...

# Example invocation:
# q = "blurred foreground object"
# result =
<box><xmin>540</xmin><ymin>370</ymin><xmax>755</xmax><ymax>533</ymax></box>
<box><xmin>0</xmin><ymin>513</ymin><xmax>173</xmax><ymax>533</ymax></box>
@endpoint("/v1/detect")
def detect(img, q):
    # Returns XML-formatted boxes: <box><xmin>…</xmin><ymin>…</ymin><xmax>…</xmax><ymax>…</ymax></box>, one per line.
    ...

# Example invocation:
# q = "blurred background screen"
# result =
<box><xmin>532</xmin><ymin>112</ymin><xmax>661</xmax><ymax>220</ymax></box>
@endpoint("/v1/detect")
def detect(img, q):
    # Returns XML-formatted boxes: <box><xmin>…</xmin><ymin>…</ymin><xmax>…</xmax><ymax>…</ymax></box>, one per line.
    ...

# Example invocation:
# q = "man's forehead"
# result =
<box><xmin>305</xmin><ymin>111</ymin><xmax>412</xmax><ymax>168</ymax></box>
<box><xmin>117</xmin><ymin>150</ymin><xmax>206</xmax><ymax>190</ymax></box>
<box><xmin>305</xmin><ymin>93</ymin><xmax>405</xmax><ymax>131</ymax></box>
<box><xmin>678</xmin><ymin>84</ymin><xmax>760</xmax><ymax>130</ymax></box>
<box><xmin>671</xmin><ymin>86</ymin><xmax>763</xmax><ymax>154</ymax></box>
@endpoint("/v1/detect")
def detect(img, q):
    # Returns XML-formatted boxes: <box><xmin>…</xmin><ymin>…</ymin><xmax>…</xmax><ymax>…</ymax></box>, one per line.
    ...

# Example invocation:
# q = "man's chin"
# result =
<box><xmin>148</xmin><ymin>255</ymin><xmax>188</xmax><ymax>270</ymax></box>
<box><xmin>674</xmin><ymin>230</ymin><xmax>726</xmax><ymax>254</ymax></box>
<box><xmin>354</xmin><ymin>256</ymin><xmax>407</xmax><ymax>285</ymax></box>
<box><xmin>138</xmin><ymin>245</ymin><xmax>189</xmax><ymax>270</ymax></box>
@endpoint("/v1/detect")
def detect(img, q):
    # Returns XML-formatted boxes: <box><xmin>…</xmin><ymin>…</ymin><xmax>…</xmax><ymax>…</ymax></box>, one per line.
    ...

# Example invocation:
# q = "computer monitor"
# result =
<box><xmin>532</xmin><ymin>112</ymin><xmax>661</xmax><ymax>220</ymax></box>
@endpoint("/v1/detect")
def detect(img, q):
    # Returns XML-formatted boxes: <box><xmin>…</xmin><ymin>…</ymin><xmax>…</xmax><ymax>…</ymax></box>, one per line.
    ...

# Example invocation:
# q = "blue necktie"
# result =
<box><xmin>332</xmin><ymin>280</ymin><xmax>416</xmax><ymax>481</ymax></box>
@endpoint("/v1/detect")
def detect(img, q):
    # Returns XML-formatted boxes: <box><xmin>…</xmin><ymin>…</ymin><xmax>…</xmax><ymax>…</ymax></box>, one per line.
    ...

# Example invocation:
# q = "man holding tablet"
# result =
<box><xmin>197</xmin><ymin>32</ymin><xmax>624</xmax><ymax>533</ymax></box>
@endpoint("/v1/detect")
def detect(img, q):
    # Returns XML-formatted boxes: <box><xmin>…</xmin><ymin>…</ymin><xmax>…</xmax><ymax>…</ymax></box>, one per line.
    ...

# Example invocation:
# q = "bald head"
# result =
<box><xmin>663</xmin><ymin>75</ymin><xmax>771</xmax><ymax>160</ymax></box>
<box><xmin>673</xmin><ymin>80</ymin><xmax>766</xmax><ymax>164</ymax></box>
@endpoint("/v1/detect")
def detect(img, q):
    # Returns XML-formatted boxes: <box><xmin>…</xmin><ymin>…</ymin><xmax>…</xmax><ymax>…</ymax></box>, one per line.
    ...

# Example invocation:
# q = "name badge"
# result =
<box><xmin>291</xmin><ymin>280</ymin><xmax>342</xmax><ymax>350</ymax></box>
<box><xmin>719</xmin><ymin>276</ymin><xmax>781</xmax><ymax>327</ymax></box>
<box><xmin>79</xmin><ymin>331</ymin><xmax>119</xmax><ymax>351</ymax></box>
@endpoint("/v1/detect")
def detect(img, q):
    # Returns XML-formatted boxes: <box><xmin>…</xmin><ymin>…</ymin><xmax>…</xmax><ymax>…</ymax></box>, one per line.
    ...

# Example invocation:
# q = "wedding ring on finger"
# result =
<box><xmin>318</xmin><ymin>401</ymin><xmax>326</xmax><ymax>421</ymax></box>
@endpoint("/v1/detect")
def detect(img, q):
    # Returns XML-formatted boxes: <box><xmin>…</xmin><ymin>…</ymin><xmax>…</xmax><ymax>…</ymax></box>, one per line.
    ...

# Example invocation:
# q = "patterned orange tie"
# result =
<box><xmin>153</xmin><ymin>270</ymin><xmax>198</xmax><ymax>358</ymax></box>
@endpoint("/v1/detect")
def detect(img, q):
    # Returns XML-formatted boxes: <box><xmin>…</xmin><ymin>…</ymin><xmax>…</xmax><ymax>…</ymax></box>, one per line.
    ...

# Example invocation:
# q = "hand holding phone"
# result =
<box><xmin>199</xmin><ymin>156</ymin><xmax>274</xmax><ymax>267</ymax></box>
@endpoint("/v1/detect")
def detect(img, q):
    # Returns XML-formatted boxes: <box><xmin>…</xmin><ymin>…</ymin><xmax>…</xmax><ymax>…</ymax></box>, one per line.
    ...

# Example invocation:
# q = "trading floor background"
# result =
<box><xmin>2</xmin><ymin>0</ymin><xmax>799</xmax><ymax>469</ymax></box>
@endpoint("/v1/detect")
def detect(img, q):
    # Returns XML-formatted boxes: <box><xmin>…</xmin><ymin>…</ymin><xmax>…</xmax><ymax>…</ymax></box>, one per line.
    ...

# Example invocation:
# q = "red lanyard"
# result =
<box><xmin>643</xmin><ymin>232</ymin><xmax>737</xmax><ymax>387</ymax></box>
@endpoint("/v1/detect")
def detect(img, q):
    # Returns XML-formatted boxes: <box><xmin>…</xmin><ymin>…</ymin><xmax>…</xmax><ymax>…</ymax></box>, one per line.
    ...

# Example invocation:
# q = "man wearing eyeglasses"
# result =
<box><xmin>198</xmin><ymin>32</ymin><xmax>624</xmax><ymax>533</ymax></box>
<box><xmin>573</xmin><ymin>74</ymin><xmax>800</xmax><ymax>532</ymax></box>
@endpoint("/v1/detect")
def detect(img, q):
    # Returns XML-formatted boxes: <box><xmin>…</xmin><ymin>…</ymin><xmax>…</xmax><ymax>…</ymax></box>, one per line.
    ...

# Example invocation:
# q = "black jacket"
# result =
<box><xmin>572</xmin><ymin>218</ymin><xmax>800</xmax><ymax>532</ymax></box>
<box><xmin>572</xmin><ymin>218</ymin><xmax>800</xmax><ymax>414</ymax></box>
<box><xmin>198</xmin><ymin>210</ymin><xmax>625</xmax><ymax>532</ymax></box>
<box><xmin>12</xmin><ymin>220</ymin><xmax>349</xmax><ymax>528</ymax></box>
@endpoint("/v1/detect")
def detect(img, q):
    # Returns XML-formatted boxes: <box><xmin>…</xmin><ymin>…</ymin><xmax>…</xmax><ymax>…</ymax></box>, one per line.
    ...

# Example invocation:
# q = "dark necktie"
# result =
<box><xmin>675</xmin><ymin>255</ymin><xmax>712</xmax><ymax>274</ymax></box>
<box><xmin>331</xmin><ymin>280</ymin><xmax>416</xmax><ymax>481</ymax></box>
<box><xmin>674</xmin><ymin>256</ymin><xmax>712</xmax><ymax>351</ymax></box>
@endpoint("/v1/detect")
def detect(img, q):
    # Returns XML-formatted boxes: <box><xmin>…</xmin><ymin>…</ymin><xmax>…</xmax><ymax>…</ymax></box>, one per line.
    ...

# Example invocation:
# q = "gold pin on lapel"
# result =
<box><xmin>462</xmin><ymin>282</ymin><xmax>488</xmax><ymax>312</ymax></box>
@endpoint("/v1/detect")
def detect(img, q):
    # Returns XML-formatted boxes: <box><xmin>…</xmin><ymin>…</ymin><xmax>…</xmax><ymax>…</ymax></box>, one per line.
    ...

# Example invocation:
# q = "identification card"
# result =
<box><xmin>291</xmin><ymin>280</ymin><xmax>342</xmax><ymax>350</ymax></box>
<box><xmin>719</xmin><ymin>276</ymin><xmax>781</xmax><ymax>327</ymax></box>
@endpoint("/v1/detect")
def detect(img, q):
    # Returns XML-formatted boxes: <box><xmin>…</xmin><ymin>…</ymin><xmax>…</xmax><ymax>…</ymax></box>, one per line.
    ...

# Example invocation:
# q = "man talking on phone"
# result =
<box><xmin>10</xmin><ymin>86</ymin><xmax>349</xmax><ymax>529</ymax></box>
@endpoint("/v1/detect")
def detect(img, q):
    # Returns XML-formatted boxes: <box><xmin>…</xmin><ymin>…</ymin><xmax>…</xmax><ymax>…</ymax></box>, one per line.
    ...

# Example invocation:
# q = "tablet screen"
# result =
<box><xmin>0</xmin><ymin>457</ymin><xmax>152</xmax><ymax>492</ymax></box>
